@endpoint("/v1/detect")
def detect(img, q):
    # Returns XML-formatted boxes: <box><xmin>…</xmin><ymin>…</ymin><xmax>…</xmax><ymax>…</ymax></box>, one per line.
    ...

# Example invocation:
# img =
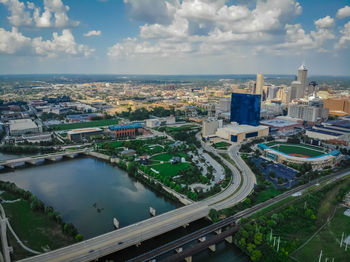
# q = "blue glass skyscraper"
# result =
<box><xmin>230</xmin><ymin>93</ymin><xmax>261</xmax><ymax>126</ymax></box>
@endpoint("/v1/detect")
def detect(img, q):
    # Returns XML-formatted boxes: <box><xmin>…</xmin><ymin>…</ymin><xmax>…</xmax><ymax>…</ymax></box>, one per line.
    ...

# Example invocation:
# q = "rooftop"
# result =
<box><xmin>260</xmin><ymin>119</ymin><xmax>299</xmax><ymax>127</ymax></box>
<box><xmin>67</xmin><ymin>127</ymin><xmax>102</xmax><ymax>134</ymax></box>
<box><xmin>109</xmin><ymin>124</ymin><xmax>142</xmax><ymax>131</ymax></box>
<box><xmin>307</xmin><ymin>128</ymin><xmax>343</xmax><ymax>137</ymax></box>
<box><xmin>219</xmin><ymin>124</ymin><xmax>268</xmax><ymax>133</ymax></box>
<box><xmin>9</xmin><ymin>119</ymin><xmax>37</xmax><ymax>131</ymax></box>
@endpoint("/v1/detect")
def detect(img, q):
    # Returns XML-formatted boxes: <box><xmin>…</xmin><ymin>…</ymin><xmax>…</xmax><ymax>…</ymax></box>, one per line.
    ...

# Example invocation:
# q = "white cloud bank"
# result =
<box><xmin>0</xmin><ymin>27</ymin><xmax>94</xmax><ymax>57</ymax></box>
<box><xmin>0</xmin><ymin>0</ymin><xmax>79</xmax><ymax>28</ymax></box>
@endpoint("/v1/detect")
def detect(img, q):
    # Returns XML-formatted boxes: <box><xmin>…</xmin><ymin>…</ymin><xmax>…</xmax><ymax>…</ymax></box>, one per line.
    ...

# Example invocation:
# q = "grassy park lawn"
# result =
<box><xmin>151</xmin><ymin>162</ymin><xmax>191</xmax><ymax>178</ymax></box>
<box><xmin>214</xmin><ymin>142</ymin><xmax>231</xmax><ymax>149</ymax></box>
<box><xmin>151</xmin><ymin>152</ymin><xmax>187</xmax><ymax>162</ymax></box>
<box><xmin>51</xmin><ymin>118</ymin><xmax>119</xmax><ymax>131</ymax></box>
<box><xmin>151</xmin><ymin>153</ymin><xmax>173</xmax><ymax>161</ymax></box>
<box><xmin>146</xmin><ymin>145</ymin><xmax>164</xmax><ymax>155</ymax></box>
<box><xmin>293</xmin><ymin>207</ymin><xmax>350</xmax><ymax>262</ymax></box>
<box><xmin>2</xmin><ymin>196</ymin><xmax>74</xmax><ymax>260</ymax></box>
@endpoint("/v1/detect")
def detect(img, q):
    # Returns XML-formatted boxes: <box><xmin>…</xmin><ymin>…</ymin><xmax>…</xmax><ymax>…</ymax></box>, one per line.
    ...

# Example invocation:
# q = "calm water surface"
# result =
<box><xmin>0</xmin><ymin>157</ymin><xmax>179</xmax><ymax>238</ymax></box>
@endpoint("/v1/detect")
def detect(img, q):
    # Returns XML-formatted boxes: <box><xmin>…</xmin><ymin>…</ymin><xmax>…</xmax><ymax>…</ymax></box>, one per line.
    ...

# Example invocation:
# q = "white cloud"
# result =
<box><xmin>0</xmin><ymin>27</ymin><xmax>93</xmax><ymax>57</ymax></box>
<box><xmin>0</xmin><ymin>0</ymin><xmax>79</xmax><ymax>28</ymax></box>
<box><xmin>0</xmin><ymin>27</ymin><xmax>31</xmax><ymax>54</ymax></box>
<box><xmin>32</xmin><ymin>29</ymin><xmax>94</xmax><ymax>57</ymax></box>
<box><xmin>0</xmin><ymin>0</ymin><xmax>32</xmax><ymax>26</ymax></box>
<box><xmin>336</xmin><ymin>5</ymin><xmax>350</xmax><ymax>19</ymax></box>
<box><xmin>335</xmin><ymin>21</ymin><xmax>350</xmax><ymax>49</ymax></box>
<box><xmin>84</xmin><ymin>30</ymin><xmax>102</xmax><ymax>37</ymax></box>
<box><xmin>314</xmin><ymin>16</ymin><xmax>334</xmax><ymax>29</ymax></box>
<box><xmin>259</xmin><ymin>17</ymin><xmax>335</xmax><ymax>56</ymax></box>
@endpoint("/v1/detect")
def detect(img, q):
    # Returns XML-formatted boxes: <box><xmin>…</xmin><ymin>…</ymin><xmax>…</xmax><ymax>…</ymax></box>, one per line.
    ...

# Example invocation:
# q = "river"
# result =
<box><xmin>0</xmin><ymin>154</ymin><xmax>248</xmax><ymax>261</ymax></box>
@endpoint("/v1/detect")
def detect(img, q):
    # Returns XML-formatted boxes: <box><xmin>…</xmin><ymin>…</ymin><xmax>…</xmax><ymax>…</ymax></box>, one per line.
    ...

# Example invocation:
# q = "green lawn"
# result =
<box><xmin>146</xmin><ymin>145</ymin><xmax>164</xmax><ymax>155</ymax></box>
<box><xmin>151</xmin><ymin>153</ymin><xmax>173</xmax><ymax>161</ymax></box>
<box><xmin>151</xmin><ymin>152</ymin><xmax>186</xmax><ymax>162</ymax></box>
<box><xmin>214</xmin><ymin>142</ymin><xmax>231</xmax><ymax>149</ymax></box>
<box><xmin>266</xmin><ymin>141</ymin><xmax>325</xmax><ymax>151</ymax></box>
<box><xmin>51</xmin><ymin>118</ymin><xmax>119</xmax><ymax>131</ymax></box>
<box><xmin>3</xmin><ymin>198</ymin><xmax>75</xmax><ymax>260</ymax></box>
<box><xmin>151</xmin><ymin>162</ymin><xmax>191</xmax><ymax>178</ymax></box>
<box><xmin>270</xmin><ymin>143</ymin><xmax>325</xmax><ymax>157</ymax></box>
<box><xmin>293</xmin><ymin>207</ymin><xmax>350</xmax><ymax>262</ymax></box>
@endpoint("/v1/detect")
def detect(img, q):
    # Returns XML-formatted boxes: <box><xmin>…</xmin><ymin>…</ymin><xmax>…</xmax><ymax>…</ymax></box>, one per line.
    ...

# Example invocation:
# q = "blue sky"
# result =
<box><xmin>0</xmin><ymin>0</ymin><xmax>350</xmax><ymax>75</ymax></box>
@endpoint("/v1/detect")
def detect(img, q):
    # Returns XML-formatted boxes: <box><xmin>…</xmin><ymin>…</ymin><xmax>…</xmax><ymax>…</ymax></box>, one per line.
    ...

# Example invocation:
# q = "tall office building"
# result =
<box><xmin>297</xmin><ymin>64</ymin><xmax>307</xmax><ymax>97</ymax></box>
<box><xmin>256</xmin><ymin>73</ymin><xmax>264</xmax><ymax>95</ymax></box>
<box><xmin>288</xmin><ymin>98</ymin><xmax>328</xmax><ymax>122</ymax></box>
<box><xmin>230</xmin><ymin>93</ymin><xmax>261</xmax><ymax>126</ymax></box>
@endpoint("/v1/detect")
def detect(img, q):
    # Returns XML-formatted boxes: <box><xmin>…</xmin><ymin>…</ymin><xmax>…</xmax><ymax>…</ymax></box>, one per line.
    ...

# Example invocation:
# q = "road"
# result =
<box><xmin>19</xmin><ymin>135</ymin><xmax>255</xmax><ymax>262</ymax></box>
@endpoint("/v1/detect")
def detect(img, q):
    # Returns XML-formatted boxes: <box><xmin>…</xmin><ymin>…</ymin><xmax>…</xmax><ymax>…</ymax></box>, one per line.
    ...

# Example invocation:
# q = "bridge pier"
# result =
<box><xmin>26</xmin><ymin>159</ymin><xmax>45</xmax><ymax>166</ymax></box>
<box><xmin>6</xmin><ymin>162</ymin><xmax>25</xmax><ymax>169</ymax></box>
<box><xmin>136</xmin><ymin>242</ymin><xmax>142</xmax><ymax>247</ymax></box>
<box><xmin>198</xmin><ymin>236</ymin><xmax>206</xmax><ymax>242</ymax></box>
<box><xmin>183</xmin><ymin>223</ymin><xmax>189</xmax><ymax>228</ymax></box>
<box><xmin>46</xmin><ymin>156</ymin><xmax>63</xmax><ymax>162</ymax></box>
<box><xmin>184</xmin><ymin>256</ymin><xmax>192</xmax><ymax>262</ymax></box>
<box><xmin>209</xmin><ymin>244</ymin><xmax>216</xmax><ymax>252</ymax></box>
<box><xmin>215</xmin><ymin>229</ymin><xmax>222</xmax><ymax>234</ymax></box>
<box><xmin>225</xmin><ymin>235</ymin><xmax>233</xmax><ymax>244</ymax></box>
<box><xmin>175</xmin><ymin>247</ymin><xmax>183</xmax><ymax>253</ymax></box>
<box><xmin>66</xmin><ymin>153</ymin><xmax>78</xmax><ymax>159</ymax></box>
<box><xmin>150</xmin><ymin>207</ymin><xmax>156</xmax><ymax>216</ymax></box>
<box><xmin>113</xmin><ymin>218</ymin><xmax>119</xmax><ymax>229</ymax></box>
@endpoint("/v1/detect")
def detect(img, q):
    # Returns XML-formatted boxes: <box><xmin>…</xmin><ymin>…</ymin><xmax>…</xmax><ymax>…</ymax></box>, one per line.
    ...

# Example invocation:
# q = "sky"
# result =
<box><xmin>0</xmin><ymin>0</ymin><xmax>350</xmax><ymax>75</ymax></box>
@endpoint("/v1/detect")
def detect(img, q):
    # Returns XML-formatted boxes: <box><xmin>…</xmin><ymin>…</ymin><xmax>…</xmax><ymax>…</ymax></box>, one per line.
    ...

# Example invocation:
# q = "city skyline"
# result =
<box><xmin>0</xmin><ymin>0</ymin><xmax>350</xmax><ymax>75</ymax></box>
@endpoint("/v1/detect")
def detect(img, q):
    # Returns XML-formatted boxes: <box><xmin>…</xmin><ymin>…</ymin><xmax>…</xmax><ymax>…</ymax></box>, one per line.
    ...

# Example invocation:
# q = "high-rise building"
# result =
<box><xmin>256</xmin><ymin>73</ymin><xmax>264</xmax><ymax>95</ymax></box>
<box><xmin>290</xmin><ymin>81</ymin><xmax>304</xmax><ymax>99</ymax></box>
<box><xmin>288</xmin><ymin>99</ymin><xmax>328</xmax><ymax>122</ymax></box>
<box><xmin>230</xmin><ymin>93</ymin><xmax>261</xmax><ymax>126</ymax></box>
<box><xmin>297</xmin><ymin>64</ymin><xmax>307</xmax><ymax>97</ymax></box>
<box><xmin>219</xmin><ymin>97</ymin><xmax>231</xmax><ymax>112</ymax></box>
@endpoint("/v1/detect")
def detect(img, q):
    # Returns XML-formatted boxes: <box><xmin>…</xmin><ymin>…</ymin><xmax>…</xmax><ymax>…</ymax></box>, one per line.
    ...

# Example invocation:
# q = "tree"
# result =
<box><xmin>63</xmin><ymin>223</ymin><xmax>78</xmax><ymax>237</ymax></box>
<box><xmin>254</xmin><ymin>233</ymin><xmax>263</xmax><ymax>245</ymax></box>
<box><xmin>247</xmin><ymin>243</ymin><xmax>256</xmax><ymax>254</ymax></box>
<box><xmin>209</xmin><ymin>209</ymin><xmax>218</xmax><ymax>222</ymax></box>
<box><xmin>238</xmin><ymin>237</ymin><xmax>246</xmax><ymax>247</ymax></box>
<box><xmin>250</xmin><ymin>249</ymin><xmax>262</xmax><ymax>261</ymax></box>
<box><xmin>75</xmin><ymin>234</ymin><xmax>84</xmax><ymax>242</ymax></box>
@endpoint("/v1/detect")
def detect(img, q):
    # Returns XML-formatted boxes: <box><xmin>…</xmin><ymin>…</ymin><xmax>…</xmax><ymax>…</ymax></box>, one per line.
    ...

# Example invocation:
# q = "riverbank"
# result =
<box><xmin>0</xmin><ymin>185</ymin><xmax>77</xmax><ymax>261</ymax></box>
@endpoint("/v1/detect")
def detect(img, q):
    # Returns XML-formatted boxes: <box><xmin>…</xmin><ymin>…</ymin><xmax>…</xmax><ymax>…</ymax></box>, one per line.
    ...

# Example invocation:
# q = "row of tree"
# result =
<box><xmin>0</xmin><ymin>145</ymin><xmax>55</xmax><ymax>154</ymax></box>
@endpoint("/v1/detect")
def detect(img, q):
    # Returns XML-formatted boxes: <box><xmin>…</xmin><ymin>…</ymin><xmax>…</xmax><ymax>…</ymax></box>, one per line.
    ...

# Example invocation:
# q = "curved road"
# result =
<box><xmin>19</xmin><ymin>139</ymin><xmax>256</xmax><ymax>262</ymax></box>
